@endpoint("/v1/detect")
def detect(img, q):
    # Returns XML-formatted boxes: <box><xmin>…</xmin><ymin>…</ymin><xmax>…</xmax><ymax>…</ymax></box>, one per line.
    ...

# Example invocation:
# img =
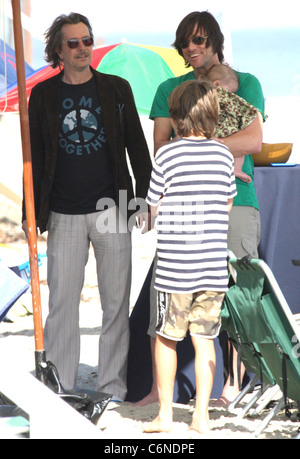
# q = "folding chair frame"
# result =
<box><xmin>221</xmin><ymin>256</ymin><xmax>300</xmax><ymax>438</ymax></box>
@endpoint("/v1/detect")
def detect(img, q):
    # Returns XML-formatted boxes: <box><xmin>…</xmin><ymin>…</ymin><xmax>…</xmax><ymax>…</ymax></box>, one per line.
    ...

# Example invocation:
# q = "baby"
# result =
<box><xmin>206</xmin><ymin>64</ymin><xmax>258</xmax><ymax>183</ymax></box>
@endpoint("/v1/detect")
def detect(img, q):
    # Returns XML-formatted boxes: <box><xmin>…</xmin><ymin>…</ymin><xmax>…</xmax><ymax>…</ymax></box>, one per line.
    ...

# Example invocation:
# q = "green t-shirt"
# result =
<box><xmin>150</xmin><ymin>70</ymin><xmax>265</xmax><ymax>209</ymax></box>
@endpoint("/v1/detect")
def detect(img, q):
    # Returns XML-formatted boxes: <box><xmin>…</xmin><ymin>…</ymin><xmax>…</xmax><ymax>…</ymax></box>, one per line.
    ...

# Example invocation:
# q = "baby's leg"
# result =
<box><xmin>234</xmin><ymin>156</ymin><xmax>251</xmax><ymax>183</ymax></box>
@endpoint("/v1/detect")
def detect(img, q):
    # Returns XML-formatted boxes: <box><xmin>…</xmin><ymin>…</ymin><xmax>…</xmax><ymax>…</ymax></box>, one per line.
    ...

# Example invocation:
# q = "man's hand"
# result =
<box><xmin>22</xmin><ymin>220</ymin><xmax>29</xmax><ymax>239</ymax></box>
<box><xmin>22</xmin><ymin>220</ymin><xmax>38</xmax><ymax>239</ymax></box>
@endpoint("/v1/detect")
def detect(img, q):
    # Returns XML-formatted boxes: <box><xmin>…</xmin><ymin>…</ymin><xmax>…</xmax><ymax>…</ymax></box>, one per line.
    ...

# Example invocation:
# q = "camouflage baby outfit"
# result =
<box><xmin>215</xmin><ymin>86</ymin><xmax>258</xmax><ymax>137</ymax></box>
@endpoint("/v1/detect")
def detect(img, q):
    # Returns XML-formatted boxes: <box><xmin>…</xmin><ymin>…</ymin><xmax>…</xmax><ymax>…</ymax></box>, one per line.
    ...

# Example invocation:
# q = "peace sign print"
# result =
<box><xmin>62</xmin><ymin>109</ymin><xmax>98</xmax><ymax>144</ymax></box>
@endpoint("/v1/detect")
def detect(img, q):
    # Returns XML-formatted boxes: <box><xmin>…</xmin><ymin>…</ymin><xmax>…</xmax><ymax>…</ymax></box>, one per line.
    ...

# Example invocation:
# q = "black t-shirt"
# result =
<box><xmin>50</xmin><ymin>76</ymin><xmax>116</xmax><ymax>214</ymax></box>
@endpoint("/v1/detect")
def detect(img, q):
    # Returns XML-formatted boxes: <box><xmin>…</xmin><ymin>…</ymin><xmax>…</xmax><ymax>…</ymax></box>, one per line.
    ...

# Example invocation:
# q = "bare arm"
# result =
<box><xmin>150</xmin><ymin>204</ymin><xmax>159</xmax><ymax>217</ymax></box>
<box><xmin>228</xmin><ymin>198</ymin><xmax>234</xmax><ymax>214</ymax></box>
<box><xmin>215</xmin><ymin>112</ymin><xmax>263</xmax><ymax>158</ymax></box>
<box><xmin>153</xmin><ymin>117</ymin><xmax>173</xmax><ymax>155</ymax></box>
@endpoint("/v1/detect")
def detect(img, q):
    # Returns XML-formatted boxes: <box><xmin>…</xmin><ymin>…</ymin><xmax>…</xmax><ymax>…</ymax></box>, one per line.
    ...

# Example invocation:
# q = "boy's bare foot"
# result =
<box><xmin>188</xmin><ymin>414</ymin><xmax>210</xmax><ymax>435</ymax></box>
<box><xmin>142</xmin><ymin>416</ymin><xmax>172</xmax><ymax>433</ymax></box>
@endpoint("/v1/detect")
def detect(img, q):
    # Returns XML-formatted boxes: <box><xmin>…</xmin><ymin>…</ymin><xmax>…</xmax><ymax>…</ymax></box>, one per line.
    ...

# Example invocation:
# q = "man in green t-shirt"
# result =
<box><xmin>136</xmin><ymin>11</ymin><xmax>265</xmax><ymax>413</ymax></box>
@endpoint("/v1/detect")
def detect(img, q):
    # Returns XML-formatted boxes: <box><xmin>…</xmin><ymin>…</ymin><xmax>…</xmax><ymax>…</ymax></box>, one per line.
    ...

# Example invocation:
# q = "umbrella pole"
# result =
<box><xmin>11</xmin><ymin>0</ymin><xmax>46</xmax><ymax>381</ymax></box>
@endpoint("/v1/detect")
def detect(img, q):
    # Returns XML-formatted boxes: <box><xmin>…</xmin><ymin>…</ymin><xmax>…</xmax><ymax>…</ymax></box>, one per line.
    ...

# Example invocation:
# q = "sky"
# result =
<box><xmin>3</xmin><ymin>0</ymin><xmax>300</xmax><ymax>44</ymax></box>
<box><xmin>33</xmin><ymin>0</ymin><xmax>300</xmax><ymax>35</ymax></box>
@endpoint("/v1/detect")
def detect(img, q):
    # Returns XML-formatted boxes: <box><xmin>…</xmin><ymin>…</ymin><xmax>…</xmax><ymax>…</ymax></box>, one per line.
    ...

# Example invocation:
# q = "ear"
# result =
<box><xmin>213</xmin><ymin>80</ymin><xmax>221</xmax><ymax>87</ymax></box>
<box><xmin>56</xmin><ymin>42</ymin><xmax>64</xmax><ymax>58</ymax></box>
<box><xmin>56</xmin><ymin>48</ymin><xmax>64</xmax><ymax>64</ymax></box>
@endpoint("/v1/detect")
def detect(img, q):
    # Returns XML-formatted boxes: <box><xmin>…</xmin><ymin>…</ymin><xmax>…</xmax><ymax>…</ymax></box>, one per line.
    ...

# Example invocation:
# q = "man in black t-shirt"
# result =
<box><xmin>51</xmin><ymin>78</ymin><xmax>116</xmax><ymax>214</ymax></box>
<box><xmin>22</xmin><ymin>13</ymin><xmax>152</xmax><ymax>402</ymax></box>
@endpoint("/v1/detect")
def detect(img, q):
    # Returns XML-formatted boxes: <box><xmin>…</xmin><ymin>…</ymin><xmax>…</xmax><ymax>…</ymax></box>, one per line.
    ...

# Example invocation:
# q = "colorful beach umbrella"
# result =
<box><xmin>96</xmin><ymin>43</ymin><xmax>189</xmax><ymax>115</ymax></box>
<box><xmin>0</xmin><ymin>43</ymin><xmax>188</xmax><ymax>114</ymax></box>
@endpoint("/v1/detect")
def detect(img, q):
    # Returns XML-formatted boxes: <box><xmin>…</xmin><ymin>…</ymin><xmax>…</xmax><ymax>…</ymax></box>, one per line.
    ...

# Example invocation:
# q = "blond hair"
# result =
<box><xmin>169</xmin><ymin>80</ymin><xmax>219</xmax><ymax>138</ymax></box>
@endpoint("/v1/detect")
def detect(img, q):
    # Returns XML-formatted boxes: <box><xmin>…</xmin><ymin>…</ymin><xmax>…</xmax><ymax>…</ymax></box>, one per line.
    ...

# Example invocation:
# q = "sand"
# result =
<box><xmin>0</xmin><ymin>205</ymin><xmax>299</xmax><ymax>440</ymax></box>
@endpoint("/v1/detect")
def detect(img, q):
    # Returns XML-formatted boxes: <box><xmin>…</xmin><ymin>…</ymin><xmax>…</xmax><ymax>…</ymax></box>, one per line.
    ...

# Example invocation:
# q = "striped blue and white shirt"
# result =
<box><xmin>146</xmin><ymin>138</ymin><xmax>237</xmax><ymax>293</ymax></box>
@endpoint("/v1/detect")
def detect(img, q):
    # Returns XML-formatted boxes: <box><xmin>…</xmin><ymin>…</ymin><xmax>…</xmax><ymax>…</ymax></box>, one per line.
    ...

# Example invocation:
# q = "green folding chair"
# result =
<box><xmin>221</xmin><ymin>262</ymin><xmax>279</xmax><ymax>419</ymax></box>
<box><xmin>222</xmin><ymin>256</ymin><xmax>300</xmax><ymax>437</ymax></box>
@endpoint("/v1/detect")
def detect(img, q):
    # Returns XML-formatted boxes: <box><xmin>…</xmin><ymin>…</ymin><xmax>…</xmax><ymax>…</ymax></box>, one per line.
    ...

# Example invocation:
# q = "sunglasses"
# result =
<box><xmin>179</xmin><ymin>36</ymin><xmax>208</xmax><ymax>49</ymax></box>
<box><xmin>64</xmin><ymin>36</ymin><xmax>94</xmax><ymax>49</ymax></box>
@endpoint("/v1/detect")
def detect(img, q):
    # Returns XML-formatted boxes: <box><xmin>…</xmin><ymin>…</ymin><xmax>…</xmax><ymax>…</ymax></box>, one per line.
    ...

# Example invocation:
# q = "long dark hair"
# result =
<box><xmin>173</xmin><ymin>11</ymin><xmax>224</xmax><ymax>67</ymax></box>
<box><xmin>44</xmin><ymin>12</ymin><xmax>94</xmax><ymax>69</ymax></box>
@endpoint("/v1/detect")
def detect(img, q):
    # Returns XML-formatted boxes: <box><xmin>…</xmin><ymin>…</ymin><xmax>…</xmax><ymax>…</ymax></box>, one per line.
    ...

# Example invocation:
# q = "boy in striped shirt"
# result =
<box><xmin>143</xmin><ymin>80</ymin><xmax>236</xmax><ymax>435</ymax></box>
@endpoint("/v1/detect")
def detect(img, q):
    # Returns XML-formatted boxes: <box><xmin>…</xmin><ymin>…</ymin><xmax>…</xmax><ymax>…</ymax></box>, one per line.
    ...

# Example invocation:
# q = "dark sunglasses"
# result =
<box><xmin>64</xmin><ymin>36</ymin><xmax>94</xmax><ymax>49</ymax></box>
<box><xmin>179</xmin><ymin>36</ymin><xmax>208</xmax><ymax>49</ymax></box>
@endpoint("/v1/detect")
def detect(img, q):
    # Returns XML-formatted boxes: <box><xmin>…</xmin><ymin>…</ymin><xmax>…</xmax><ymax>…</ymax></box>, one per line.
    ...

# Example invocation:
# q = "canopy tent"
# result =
<box><xmin>0</xmin><ymin>42</ymin><xmax>188</xmax><ymax>115</ymax></box>
<box><xmin>0</xmin><ymin>38</ymin><xmax>33</xmax><ymax>95</ymax></box>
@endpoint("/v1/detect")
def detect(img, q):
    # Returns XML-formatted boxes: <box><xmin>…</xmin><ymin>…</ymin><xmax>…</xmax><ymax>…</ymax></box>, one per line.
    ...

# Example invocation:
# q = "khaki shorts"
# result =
<box><xmin>156</xmin><ymin>290</ymin><xmax>225</xmax><ymax>341</ymax></box>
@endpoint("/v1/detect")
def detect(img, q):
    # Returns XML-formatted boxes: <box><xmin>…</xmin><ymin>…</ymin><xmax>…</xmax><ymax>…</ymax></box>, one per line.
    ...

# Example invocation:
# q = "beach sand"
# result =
<box><xmin>0</xmin><ymin>201</ymin><xmax>299</xmax><ymax>440</ymax></box>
